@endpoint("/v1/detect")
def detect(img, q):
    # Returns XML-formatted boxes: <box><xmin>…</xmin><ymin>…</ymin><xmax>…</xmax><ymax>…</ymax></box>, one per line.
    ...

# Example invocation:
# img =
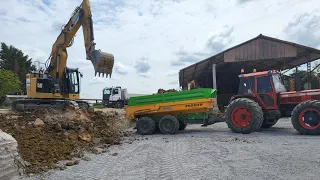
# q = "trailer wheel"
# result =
<box><xmin>179</xmin><ymin>121</ymin><xmax>187</xmax><ymax>130</ymax></box>
<box><xmin>136</xmin><ymin>117</ymin><xmax>156</xmax><ymax>135</ymax></box>
<box><xmin>291</xmin><ymin>100</ymin><xmax>320</xmax><ymax>135</ymax></box>
<box><xmin>159</xmin><ymin>115</ymin><xmax>180</xmax><ymax>134</ymax></box>
<box><xmin>226</xmin><ymin>98</ymin><xmax>264</xmax><ymax>134</ymax></box>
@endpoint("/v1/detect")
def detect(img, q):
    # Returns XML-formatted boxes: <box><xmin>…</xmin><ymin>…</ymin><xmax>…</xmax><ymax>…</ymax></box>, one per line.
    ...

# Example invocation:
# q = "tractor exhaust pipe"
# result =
<box><xmin>87</xmin><ymin>50</ymin><xmax>114</xmax><ymax>78</ymax></box>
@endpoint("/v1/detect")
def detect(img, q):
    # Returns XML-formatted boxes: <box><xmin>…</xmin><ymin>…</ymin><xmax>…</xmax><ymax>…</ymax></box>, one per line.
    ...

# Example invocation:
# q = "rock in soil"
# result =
<box><xmin>33</xmin><ymin>118</ymin><xmax>45</xmax><ymax>127</ymax></box>
<box><xmin>82</xmin><ymin>156</ymin><xmax>91</xmax><ymax>161</ymax></box>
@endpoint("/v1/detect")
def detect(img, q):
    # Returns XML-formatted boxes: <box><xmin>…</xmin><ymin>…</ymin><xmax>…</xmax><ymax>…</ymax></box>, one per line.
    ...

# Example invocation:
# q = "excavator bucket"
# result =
<box><xmin>88</xmin><ymin>50</ymin><xmax>114</xmax><ymax>78</ymax></box>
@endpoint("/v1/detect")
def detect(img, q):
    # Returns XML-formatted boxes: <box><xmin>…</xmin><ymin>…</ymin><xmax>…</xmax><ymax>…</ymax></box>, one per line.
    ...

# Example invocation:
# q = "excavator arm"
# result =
<box><xmin>46</xmin><ymin>0</ymin><xmax>114</xmax><ymax>81</ymax></box>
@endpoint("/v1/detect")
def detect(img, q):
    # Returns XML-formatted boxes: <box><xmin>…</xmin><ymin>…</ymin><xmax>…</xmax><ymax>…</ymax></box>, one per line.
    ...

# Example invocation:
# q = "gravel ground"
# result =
<box><xmin>19</xmin><ymin>117</ymin><xmax>320</xmax><ymax>180</ymax></box>
<box><xmin>0</xmin><ymin>109</ymin><xmax>10</xmax><ymax>114</ymax></box>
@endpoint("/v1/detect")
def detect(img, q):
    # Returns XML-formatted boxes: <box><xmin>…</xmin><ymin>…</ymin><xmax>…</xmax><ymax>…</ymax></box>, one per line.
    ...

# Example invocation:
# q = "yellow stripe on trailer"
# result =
<box><xmin>125</xmin><ymin>98</ymin><xmax>216</xmax><ymax>120</ymax></box>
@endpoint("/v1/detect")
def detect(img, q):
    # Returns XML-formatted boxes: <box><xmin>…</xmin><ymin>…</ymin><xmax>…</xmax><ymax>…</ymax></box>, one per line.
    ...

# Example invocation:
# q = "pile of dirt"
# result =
<box><xmin>0</xmin><ymin>108</ymin><xmax>131</xmax><ymax>174</ymax></box>
<box><xmin>157</xmin><ymin>88</ymin><xmax>178</xmax><ymax>94</ymax></box>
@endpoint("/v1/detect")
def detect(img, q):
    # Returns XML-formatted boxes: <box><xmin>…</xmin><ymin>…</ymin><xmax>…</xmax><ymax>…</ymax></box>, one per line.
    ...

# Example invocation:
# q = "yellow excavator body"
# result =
<box><xmin>12</xmin><ymin>0</ymin><xmax>114</xmax><ymax>112</ymax></box>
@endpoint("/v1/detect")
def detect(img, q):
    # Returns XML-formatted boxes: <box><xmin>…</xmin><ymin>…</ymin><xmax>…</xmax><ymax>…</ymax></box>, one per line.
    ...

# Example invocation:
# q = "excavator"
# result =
<box><xmin>12</xmin><ymin>0</ymin><xmax>114</xmax><ymax>112</ymax></box>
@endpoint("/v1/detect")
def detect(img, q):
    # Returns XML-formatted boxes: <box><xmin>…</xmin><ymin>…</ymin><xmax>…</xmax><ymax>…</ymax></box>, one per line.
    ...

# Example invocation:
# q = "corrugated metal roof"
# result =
<box><xmin>179</xmin><ymin>34</ymin><xmax>320</xmax><ymax>87</ymax></box>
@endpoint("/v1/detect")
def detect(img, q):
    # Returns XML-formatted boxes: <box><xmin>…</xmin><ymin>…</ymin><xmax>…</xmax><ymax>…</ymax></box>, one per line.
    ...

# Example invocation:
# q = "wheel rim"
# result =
<box><xmin>161</xmin><ymin>119</ymin><xmax>174</xmax><ymax>132</ymax></box>
<box><xmin>231</xmin><ymin>107</ymin><xmax>251</xmax><ymax>128</ymax></box>
<box><xmin>139</xmin><ymin>121</ymin><xmax>151</xmax><ymax>133</ymax></box>
<box><xmin>298</xmin><ymin>108</ymin><xmax>320</xmax><ymax>129</ymax></box>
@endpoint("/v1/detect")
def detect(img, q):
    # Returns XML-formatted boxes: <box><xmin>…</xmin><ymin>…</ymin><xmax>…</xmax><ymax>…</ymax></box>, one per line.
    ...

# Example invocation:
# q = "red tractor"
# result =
<box><xmin>224</xmin><ymin>69</ymin><xmax>320</xmax><ymax>135</ymax></box>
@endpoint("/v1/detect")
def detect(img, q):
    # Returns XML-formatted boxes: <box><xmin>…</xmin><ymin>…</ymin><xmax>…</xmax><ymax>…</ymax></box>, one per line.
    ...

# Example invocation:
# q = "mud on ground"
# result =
<box><xmin>0</xmin><ymin>107</ymin><xmax>132</xmax><ymax>175</ymax></box>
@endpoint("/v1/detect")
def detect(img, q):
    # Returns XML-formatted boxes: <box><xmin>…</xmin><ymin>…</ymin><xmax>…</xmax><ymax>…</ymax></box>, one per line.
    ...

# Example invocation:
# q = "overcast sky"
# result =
<box><xmin>0</xmin><ymin>0</ymin><xmax>320</xmax><ymax>98</ymax></box>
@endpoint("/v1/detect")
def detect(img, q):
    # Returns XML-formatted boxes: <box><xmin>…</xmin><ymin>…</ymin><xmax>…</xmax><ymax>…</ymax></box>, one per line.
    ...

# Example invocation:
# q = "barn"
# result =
<box><xmin>179</xmin><ymin>34</ymin><xmax>320</xmax><ymax>108</ymax></box>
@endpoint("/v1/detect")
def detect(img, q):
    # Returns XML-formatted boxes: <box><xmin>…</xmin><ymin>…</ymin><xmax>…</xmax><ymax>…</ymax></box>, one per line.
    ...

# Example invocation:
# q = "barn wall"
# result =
<box><xmin>224</xmin><ymin>38</ymin><xmax>297</xmax><ymax>62</ymax></box>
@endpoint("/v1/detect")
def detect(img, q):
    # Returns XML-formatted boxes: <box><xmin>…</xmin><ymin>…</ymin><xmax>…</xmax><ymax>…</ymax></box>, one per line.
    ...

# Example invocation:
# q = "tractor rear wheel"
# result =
<box><xmin>136</xmin><ymin>117</ymin><xmax>156</xmax><ymax>135</ymax></box>
<box><xmin>226</xmin><ymin>98</ymin><xmax>264</xmax><ymax>134</ymax></box>
<box><xmin>291</xmin><ymin>100</ymin><xmax>320</xmax><ymax>135</ymax></box>
<box><xmin>159</xmin><ymin>115</ymin><xmax>180</xmax><ymax>134</ymax></box>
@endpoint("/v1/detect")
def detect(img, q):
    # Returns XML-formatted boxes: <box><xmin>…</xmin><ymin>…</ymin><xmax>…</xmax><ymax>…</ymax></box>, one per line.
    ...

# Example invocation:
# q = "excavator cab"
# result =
<box><xmin>61</xmin><ymin>67</ymin><xmax>81</xmax><ymax>98</ymax></box>
<box><xmin>88</xmin><ymin>50</ymin><xmax>114</xmax><ymax>78</ymax></box>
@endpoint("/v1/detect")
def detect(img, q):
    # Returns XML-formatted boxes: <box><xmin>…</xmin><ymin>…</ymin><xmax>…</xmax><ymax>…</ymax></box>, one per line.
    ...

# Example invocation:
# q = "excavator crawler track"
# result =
<box><xmin>11</xmin><ymin>98</ymin><xmax>91</xmax><ymax>113</ymax></box>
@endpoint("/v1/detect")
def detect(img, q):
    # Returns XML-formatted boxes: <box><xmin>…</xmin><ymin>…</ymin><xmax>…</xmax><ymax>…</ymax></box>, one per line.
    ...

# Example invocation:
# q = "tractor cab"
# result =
<box><xmin>235</xmin><ymin>69</ymin><xmax>286</xmax><ymax>110</ymax></box>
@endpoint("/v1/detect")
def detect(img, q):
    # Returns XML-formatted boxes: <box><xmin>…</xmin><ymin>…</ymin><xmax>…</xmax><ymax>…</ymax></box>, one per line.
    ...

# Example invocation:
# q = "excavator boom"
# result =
<box><xmin>81</xmin><ymin>0</ymin><xmax>114</xmax><ymax>77</ymax></box>
<box><xmin>48</xmin><ymin>0</ymin><xmax>114</xmax><ymax>80</ymax></box>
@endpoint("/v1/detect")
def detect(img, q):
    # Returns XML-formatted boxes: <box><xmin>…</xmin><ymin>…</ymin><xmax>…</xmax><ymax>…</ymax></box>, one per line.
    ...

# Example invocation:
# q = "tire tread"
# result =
<box><xmin>291</xmin><ymin>100</ymin><xmax>320</xmax><ymax>135</ymax></box>
<box><xmin>226</xmin><ymin>98</ymin><xmax>264</xmax><ymax>134</ymax></box>
<box><xmin>159</xmin><ymin>115</ymin><xmax>180</xmax><ymax>134</ymax></box>
<box><xmin>136</xmin><ymin>116</ymin><xmax>156</xmax><ymax>135</ymax></box>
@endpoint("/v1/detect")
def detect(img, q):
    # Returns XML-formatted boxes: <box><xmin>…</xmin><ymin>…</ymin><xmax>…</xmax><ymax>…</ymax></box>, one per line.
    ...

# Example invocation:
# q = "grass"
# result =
<box><xmin>0</xmin><ymin>105</ymin><xmax>10</xmax><ymax>109</ymax></box>
<box><xmin>92</xmin><ymin>104</ymin><xmax>105</xmax><ymax>109</ymax></box>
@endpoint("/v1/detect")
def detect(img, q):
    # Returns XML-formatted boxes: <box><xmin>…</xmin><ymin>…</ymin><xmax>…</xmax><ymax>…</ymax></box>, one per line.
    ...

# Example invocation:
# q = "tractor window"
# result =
<box><xmin>238</xmin><ymin>77</ymin><xmax>255</xmax><ymax>94</ymax></box>
<box><xmin>257</xmin><ymin>76</ymin><xmax>273</xmax><ymax>93</ymax></box>
<box><xmin>272</xmin><ymin>74</ymin><xmax>286</xmax><ymax>93</ymax></box>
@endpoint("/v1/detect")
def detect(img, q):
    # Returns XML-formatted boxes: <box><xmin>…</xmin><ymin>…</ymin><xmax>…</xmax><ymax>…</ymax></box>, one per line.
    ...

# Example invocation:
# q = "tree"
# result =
<box><xmin>0</xmin><ymin>69</ymin><xmax>22</xmax><ymax>104</ymax></box>
<box><xmin>314</xmin><ymin>60</ymin><xmax>320</xmax><ymax>74</ymax></box>
<box><xmin>0</xmin><ymin>42</ymin><xmax>36</xmax><ymax>94</ymax></box>
<box><xmin>283</xmin><ymin>70</ymin><xmax>320</xmax><ymax>91</ymax></box>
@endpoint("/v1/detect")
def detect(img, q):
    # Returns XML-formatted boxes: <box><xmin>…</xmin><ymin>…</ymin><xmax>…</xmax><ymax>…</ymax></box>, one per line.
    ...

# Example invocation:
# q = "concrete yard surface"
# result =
<box><xmin>21</xmin><ymin>118</ymin><xmax>320</xmax><ymax>180</ymax></box>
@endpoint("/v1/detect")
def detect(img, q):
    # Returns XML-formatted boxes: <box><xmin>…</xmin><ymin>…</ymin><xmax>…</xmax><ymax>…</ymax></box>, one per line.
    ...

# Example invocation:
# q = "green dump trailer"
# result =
<box><xmin>125</xmin><ymin>88</ymin><xmax>222</xmax><ymax>135</ymax></box>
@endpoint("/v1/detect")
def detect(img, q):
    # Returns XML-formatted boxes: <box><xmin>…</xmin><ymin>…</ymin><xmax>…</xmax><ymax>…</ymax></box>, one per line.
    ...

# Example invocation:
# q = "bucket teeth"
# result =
<box><xmin>94</xmin><ymin>72</ymin><xmax>111</xmax><ymax>78</ymax></box>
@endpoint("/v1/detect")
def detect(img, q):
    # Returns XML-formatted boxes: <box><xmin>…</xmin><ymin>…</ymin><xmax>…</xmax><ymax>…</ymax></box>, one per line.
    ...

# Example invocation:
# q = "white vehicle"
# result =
<box><xmin>102</xmin><ymin>86</ymin><xmax>145</xmax><ymax>108</ymax></box>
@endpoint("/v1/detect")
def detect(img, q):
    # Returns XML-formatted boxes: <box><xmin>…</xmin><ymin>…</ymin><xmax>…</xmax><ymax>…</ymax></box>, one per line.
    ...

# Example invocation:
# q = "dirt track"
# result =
<box><xmin>21</xmin><ymin>113</ymin><xmax>320</xmax><ymax>180</ymax></box>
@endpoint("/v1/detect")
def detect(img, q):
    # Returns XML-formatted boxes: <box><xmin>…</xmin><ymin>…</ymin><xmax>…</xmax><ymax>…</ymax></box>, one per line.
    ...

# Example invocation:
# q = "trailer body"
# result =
<box><xmin>126</xmin><ymin>88</ymin><xmax>216</xmax><ymax>119</ymax></box>
<box><xmin>127</xmin><ymin>88</ymin><xmax>216</xmax><ymax>106</ymax></box>
<box><xmin>125</xmin><ymin>88</ymin><xmax>217</xmax><ymax>134</ymax></box>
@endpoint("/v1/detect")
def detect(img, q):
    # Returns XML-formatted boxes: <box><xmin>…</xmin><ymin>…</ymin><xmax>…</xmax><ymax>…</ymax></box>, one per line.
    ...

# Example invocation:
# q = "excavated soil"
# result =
<box><xmin>0</xmin><ymin>107</ymin><xmax>131</xmax><ymax>175</ymax></box>
<box><xmin>156</xmin><ymin>88</ymin><xmax>177</xmax><ymax>94</ymax></box>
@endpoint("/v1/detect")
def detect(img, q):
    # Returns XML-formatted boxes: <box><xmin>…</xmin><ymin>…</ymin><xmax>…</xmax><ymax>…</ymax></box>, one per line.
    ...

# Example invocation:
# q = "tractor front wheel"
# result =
<box><xmin>291</xmin><ymin>100</ymin><xmax>320</xmax><ymax>135</ymax></box>
<box><xmin>226</xmin><ymin>98</ymin><xmax>264</xmax><ymax>134</ymax></box>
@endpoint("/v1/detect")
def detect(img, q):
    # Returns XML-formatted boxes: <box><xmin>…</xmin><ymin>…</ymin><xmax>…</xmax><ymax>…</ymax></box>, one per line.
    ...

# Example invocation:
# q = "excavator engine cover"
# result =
<box><xmin>88</xmin><ymin>50</ymin><xmax>114</xmax><ymax>78</ymax></box>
